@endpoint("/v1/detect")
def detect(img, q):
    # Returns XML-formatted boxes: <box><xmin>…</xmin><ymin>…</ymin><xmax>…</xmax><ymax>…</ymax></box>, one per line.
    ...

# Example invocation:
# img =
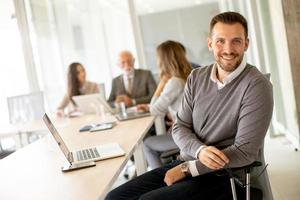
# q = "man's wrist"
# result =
<box><xmin>180</xmin><ymin>162</ymin><xmax>191</xmax><ymax>177</ymax></box>
<box><xmin>195</xmin><ymin>145</ymin><xmax>207</xmax><ymax>159</ymax></box>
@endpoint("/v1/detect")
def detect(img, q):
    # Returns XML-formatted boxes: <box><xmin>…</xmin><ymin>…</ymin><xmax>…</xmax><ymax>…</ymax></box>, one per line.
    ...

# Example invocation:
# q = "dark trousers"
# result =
<box><xmin>105</xmin><ymin>160</ymin><xmax>234</xmax><ymax>200</ymax></box>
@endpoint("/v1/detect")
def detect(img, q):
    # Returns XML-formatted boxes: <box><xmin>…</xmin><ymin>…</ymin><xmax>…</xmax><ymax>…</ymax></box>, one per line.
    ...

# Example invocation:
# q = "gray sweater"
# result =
<box><xmin>172</xmin><ymin>64</ymin><xmax>273</xmax><ymax>176</ymax></box>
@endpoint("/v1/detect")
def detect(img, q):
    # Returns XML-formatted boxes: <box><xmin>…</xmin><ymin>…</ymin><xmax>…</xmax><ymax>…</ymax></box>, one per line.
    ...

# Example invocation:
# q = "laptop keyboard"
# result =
<box><xmin>76</xmin><ymin>148</ymin><xmax>100</xmax><ymax>161</ymax></box>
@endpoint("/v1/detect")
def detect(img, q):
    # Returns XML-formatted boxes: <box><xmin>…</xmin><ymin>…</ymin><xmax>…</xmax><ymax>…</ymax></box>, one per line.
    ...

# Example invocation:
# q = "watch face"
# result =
<box><xmin>181</xmin><ymin>162</ymin><xmax>189</xmax><ymax>172</ymax></box>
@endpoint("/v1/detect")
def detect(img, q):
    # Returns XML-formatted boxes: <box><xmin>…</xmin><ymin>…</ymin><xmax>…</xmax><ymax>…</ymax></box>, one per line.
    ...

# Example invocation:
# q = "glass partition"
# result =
<box><xmin>0</xmin><ymin>0</ymin><xmax>29</xmax><ymax>123</ymax></box>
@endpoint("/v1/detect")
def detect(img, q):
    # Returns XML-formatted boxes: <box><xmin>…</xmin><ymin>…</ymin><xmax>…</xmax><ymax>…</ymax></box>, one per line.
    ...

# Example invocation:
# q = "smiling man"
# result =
<box><xmin>105</xmin><ymin>12</ymin><xmax>273</xmax><ymax>200</ymax></box>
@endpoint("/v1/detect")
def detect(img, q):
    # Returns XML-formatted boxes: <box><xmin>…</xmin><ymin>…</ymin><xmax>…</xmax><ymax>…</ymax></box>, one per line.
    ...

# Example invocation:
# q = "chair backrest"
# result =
<box><xmin>252</xmin><ymin>72</ymin><xmax>273</xmax><ymax>200</ymax></box>
<box><xmin>7</xmin><ymin>91</ymin><xmax>45</xmax><ymax>124</ymax></box>
<box><xmin>98</xmin><ymin>83</ymin><xmax>106</xmax><ymax>99</ymax></box>
<box><xmin>250</xmin><ymin>145</ymin><xmax>273</xmax><ymax>200</ymax></box>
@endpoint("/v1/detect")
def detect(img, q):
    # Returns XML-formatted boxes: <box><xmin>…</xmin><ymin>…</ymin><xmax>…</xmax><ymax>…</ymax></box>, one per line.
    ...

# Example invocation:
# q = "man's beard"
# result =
<box><xmin>124</xmin><ymin>67</ymin><xmax>134</xmax><ymax>75</ymax></box>
<box><xmin>217</xmin><ymin>53</ymin><xmax>243</xmax><ymax>72</ymax></box>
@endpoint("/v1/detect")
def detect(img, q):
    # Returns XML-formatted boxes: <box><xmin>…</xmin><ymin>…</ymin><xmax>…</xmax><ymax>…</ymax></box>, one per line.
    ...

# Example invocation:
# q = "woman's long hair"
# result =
<box><xmin>67</xmin><ymin>62</ymin><xmax>84</xmax><ymax>104</ymax></box>
<box><xmin>156</xmin><ymin>40</ymin><xmax>192</xmax><ymax>82</ymax></box>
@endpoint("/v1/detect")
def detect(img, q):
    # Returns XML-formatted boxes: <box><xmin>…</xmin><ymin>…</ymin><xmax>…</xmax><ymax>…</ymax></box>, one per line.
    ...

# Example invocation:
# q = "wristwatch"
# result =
<box><xmin>180</xmin><ymin>162</ymin><xmax>191</xmax><ymax>177</ymax></box>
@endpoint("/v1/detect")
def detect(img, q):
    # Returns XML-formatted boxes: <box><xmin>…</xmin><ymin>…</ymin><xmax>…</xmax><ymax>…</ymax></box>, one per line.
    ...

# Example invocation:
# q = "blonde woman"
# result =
<box><xmin>137</xmin><ymin>40</ymin><xmax>192</xmax><ymax>169</ymax></box>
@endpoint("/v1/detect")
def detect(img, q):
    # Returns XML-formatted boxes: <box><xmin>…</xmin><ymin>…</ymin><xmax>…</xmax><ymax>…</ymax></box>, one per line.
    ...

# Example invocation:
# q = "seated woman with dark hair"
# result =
<box><xmin>56</xmin><ymin>62</ymin><xmax>99</xmax><ymax>117</ymax></box>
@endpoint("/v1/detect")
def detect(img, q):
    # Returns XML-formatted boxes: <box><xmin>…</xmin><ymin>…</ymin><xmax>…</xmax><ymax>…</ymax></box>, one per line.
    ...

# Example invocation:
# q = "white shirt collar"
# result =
<box><xmin>210</xmin><ymin>57</ymin><xmax>247</xmax><ymax>90</ymax></box>
<box><xmin>123</xmin><ymin>68</ymin><xmax>135</xmax><ymax>80</ymax></box>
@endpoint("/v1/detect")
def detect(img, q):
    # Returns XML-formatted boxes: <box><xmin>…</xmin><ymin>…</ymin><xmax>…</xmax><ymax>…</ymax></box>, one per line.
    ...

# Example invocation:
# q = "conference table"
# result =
<box><xmin>0</xmin><ymin>114</ymin><xmax>155</xmax><ymax>200</ymax></box>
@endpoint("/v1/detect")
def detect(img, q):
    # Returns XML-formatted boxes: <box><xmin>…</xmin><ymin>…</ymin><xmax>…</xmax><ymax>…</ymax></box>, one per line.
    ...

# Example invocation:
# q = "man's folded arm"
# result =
<box><xmin>189</xmin><ymin>77</ymin><xmax>273</xmax><ymax>176</ymax></box>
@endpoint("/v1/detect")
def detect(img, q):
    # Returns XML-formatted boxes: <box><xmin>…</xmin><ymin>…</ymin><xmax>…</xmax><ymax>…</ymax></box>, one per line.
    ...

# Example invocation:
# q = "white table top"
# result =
<box><xmin>0</xmin><ymin>114</ymin><xmax>155</xmax><ymax>200</ymax></box>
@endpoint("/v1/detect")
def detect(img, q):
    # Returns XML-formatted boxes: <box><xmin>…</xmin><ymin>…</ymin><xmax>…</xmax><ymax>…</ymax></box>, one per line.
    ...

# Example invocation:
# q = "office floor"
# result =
<box><xmin>265</xmin><ymin>135</ymin><xmax>300</xmax><ymax>200</ymax></box>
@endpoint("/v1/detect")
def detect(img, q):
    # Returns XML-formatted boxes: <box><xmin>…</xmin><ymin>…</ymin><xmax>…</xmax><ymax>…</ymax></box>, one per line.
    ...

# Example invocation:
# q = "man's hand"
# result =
<box><xmin>164</xmin><ymin>164</ymin><xmax>186</xmax><ymax>186</ymax></box>
<box><xmin>116</xmin><ymin>95</ymin><xmax>132</xmax><ymax>107</ymax></box>
<box><xmin>198</xmin><ymin>146</ymin><xmax>229</xmax><ymax>170</ymax></box>
<box><xmin>136</xmin><ymin>104</ymin><xmax>149</xmax><ymax>112</ymax></box>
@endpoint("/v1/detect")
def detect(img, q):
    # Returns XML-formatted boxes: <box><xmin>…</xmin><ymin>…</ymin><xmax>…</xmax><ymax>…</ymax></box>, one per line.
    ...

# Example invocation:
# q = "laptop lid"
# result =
<box><xmin>72</xmin><ymin>94</ymin><xmax>116</xmax><ymax>114</ymax></box>
<box><xmin>93</xmin><ymin>94</ymin><xmax>116</xmax><ymax>114</ymax></box>
<box><xmin>115</xmin><ymin>112</ymin><xmax>151</xmax><ymax>121</ymax></box>
<box><xmin>43</xmin><ymin>114</ymin><xmax>73</xmax><ymax>163</ymax></box>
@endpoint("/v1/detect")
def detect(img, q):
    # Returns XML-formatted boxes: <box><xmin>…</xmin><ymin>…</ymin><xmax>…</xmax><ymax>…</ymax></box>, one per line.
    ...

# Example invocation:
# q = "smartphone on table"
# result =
<box><xmin>89</xmin><ymin>123</ymin><xmax>113</xmax><ymax>132</ymax></box>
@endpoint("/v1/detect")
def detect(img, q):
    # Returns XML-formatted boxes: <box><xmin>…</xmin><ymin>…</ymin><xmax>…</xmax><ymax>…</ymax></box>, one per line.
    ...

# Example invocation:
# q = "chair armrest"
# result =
<box><xmin>231</xmin><ymin>161</ymin><xmax>262</xmax><ymax>173</ymax></box>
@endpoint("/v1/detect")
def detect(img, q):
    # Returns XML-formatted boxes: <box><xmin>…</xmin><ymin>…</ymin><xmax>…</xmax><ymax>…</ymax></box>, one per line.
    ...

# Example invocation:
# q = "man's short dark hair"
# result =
<box><xmin>209</xmin><ymin>11</ymin><xmax>248</xmax><ymax>38</ymax></box>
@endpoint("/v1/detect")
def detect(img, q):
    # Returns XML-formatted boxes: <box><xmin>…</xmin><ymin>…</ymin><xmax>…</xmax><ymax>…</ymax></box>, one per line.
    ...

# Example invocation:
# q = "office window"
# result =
<box><xmin>24</xmin><ymin>0</ymin><xmax>136</xmax><ymax>112</ymax></box>
<box><xmin>0</xmin><ymin>1</ymin><xmax>29</xmax><ymax>124</ymax></box>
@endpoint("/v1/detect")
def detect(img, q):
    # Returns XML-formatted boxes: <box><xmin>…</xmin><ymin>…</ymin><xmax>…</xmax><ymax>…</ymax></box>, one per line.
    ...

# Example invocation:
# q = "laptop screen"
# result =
<box><xmin>43</xmin><ymin>114</ymin><xmax>71</xmax><ymax>162</ymax></box>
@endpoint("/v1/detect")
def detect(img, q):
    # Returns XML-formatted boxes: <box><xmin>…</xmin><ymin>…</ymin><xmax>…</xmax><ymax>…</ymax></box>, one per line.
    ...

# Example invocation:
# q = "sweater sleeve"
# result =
<box><xmin>172</xmin><ymin>72</ymin><xmax>205</xmax><ymax>159</ymax></box>
<box><xmin>92</xmin><ymin>82</ymin><xmax>100</xmax><ymax>93</ymax></box>
<box><xmin>150</xmin><ymin>78</ymin><xmax>183</xmax><ymax>117</ymax></box>
<box><xmin>57</xmin><ymin>94</ymin><xmax>70</xmax><ymax>110</ymax></box>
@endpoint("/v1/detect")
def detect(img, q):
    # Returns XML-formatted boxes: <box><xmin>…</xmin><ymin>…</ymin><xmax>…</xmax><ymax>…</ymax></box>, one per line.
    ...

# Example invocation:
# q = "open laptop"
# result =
<box><xmin>73</xmin><ymin>94</ymin><xmax>151</xmax><ymax>121</ymax></box>
<box><xmin>72</xmin><ymin>94</ymin><xmax>116</xmax><ymax>114</ymax></box>
<box><xmin>43</xmin><ymin>114</ymin><xmax>125</xmax><ymax>170</ymax></box>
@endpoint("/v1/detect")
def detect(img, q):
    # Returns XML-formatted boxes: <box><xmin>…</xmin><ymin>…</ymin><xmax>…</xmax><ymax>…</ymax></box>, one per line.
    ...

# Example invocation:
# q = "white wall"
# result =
<box><xmin>138</xmin><ymin>3</ymin><xmax>219</xmax><ymax>73</ymax></box>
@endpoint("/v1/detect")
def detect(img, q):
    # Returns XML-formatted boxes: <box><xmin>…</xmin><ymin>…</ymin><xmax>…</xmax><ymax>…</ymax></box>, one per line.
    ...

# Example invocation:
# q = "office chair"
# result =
<box><xmin>224</xmin><ymin>144</ymin><xmax>273</xmax><ymax>200</ymax></box>
<box><xmin>160</xmin><ymin>148</ymin><xmax>180</xmax><ymax>164</ymax></box>
<box><xmin>249</xmin><ymin>146</ymin><xmax>274</xmax><ymax>200</ymax></box>
<box><xmin>7</xmin><ymin>91</ymin><xmax>46</xmax><ymax>146</ymax></box>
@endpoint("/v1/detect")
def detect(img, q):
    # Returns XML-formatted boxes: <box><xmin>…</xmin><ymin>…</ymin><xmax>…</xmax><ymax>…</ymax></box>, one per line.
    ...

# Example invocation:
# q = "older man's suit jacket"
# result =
<box><xmin>108</xmin><ymin>69</ymin><xmax>157</xmax><ymax>104</ymax></box>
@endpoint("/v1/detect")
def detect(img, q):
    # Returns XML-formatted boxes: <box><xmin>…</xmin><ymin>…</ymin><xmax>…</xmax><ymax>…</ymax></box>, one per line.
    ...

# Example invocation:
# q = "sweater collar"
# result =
<box><xmin>210</xmin><ymin>57</ymin><xmax>247</xmax><ymax>90</ymax></box>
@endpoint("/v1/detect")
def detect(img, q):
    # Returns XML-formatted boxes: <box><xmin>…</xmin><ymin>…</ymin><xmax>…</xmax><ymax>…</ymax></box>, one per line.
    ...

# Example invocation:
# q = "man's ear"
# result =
<box><xmin>244</xmin><ymin>38</ymin><xmax>249</xmax><ymax>51</ymax></box>
<box><xmin>207</xmin><ymin>37</ymin><xmax>213</xmax><ymax>51</ymax></box>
